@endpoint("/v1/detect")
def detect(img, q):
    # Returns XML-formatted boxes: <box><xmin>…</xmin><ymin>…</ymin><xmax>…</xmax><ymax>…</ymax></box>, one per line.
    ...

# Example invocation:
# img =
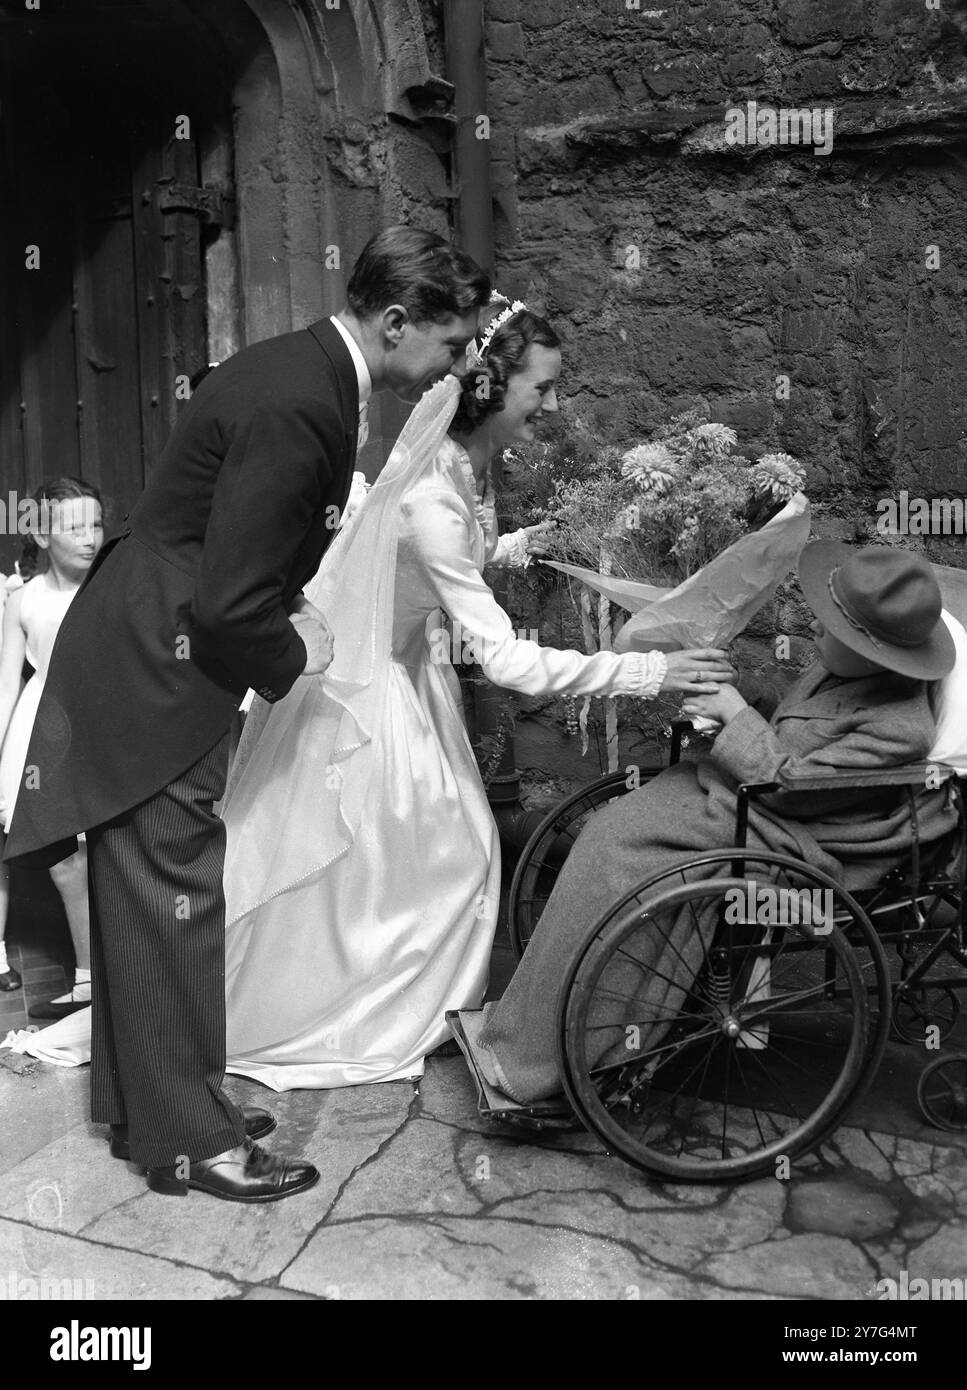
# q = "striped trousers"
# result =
<box><xmin>87</xmin><ymin>735</ymin><xmax>246</xmax><ymax>1168</ymax></box>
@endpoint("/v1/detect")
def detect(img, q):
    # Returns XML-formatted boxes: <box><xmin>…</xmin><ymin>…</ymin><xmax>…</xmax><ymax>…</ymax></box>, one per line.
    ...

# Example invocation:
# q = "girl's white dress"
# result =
<box><xmin>218</xmin><ymin>431</ymin><xmax>664</xmax><ymax>1090</ymax></box>
<box><xmin>0</xmin><ymin>573</ymin><xmax>78</xmax><ymax>833</ymax></box>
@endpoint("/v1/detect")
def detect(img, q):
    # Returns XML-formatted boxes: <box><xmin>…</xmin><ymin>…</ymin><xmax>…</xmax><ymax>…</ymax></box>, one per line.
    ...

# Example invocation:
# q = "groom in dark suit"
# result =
<box><xmin>5</xmin><ymin>226</ymin><xmax>489</xmax><ymax>1202</ymax></box>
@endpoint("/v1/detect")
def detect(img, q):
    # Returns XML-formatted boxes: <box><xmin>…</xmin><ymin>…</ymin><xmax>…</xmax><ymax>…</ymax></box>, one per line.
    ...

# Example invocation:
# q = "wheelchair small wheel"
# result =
<box><xmin>917</xmin><ymin>1054</ymin><xmax>967</xmax><ymax>1131</ymax></box>
<box><xmin>891</xmin><ymin>984</ymin><xmax>960</xmax><ymax>1045</ymax></box>
<box><xmin>508</xmin><ymin>770</ymin><xmax>656</xmax><ymax>959</ymax></box>
<box><xmin>556</xmin><ymin>855</ymin><xmax>879</xmax><ymax>1183</ymax></box>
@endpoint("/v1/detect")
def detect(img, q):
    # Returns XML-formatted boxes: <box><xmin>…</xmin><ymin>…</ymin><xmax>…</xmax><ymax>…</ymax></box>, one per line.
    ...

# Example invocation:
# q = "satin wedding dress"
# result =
<box><xmin>2</xmin><ymin>378</ymin><xmax>665</xmax><ymax>1083</ymax></box>
<box><xmin>218</xmin><ymin>378</ymin><xmax>665</xmax><ymax>1090</ymax></box>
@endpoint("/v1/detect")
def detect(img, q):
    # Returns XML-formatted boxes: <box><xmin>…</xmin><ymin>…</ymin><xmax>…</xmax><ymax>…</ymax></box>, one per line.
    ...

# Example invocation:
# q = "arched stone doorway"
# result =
<box><xmin>0</xmin><ymin>0</ymin><xmax>444</xmax><ymax>571</ymax></box>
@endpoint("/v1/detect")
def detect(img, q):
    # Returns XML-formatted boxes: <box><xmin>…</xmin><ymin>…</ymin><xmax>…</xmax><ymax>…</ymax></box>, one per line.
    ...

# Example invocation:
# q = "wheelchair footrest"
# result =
<box><xmin>445</xmin><ymin>1010</ymin><xmax>578</xmax><ymax>1131</ymax></box>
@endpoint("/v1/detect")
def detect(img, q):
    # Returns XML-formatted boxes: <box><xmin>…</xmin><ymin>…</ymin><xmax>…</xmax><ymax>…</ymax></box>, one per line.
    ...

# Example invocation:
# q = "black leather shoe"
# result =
<box><xmin>0</xmin><ymin>967</ymin><xmax>21</xmax><ymax>992</ymax></box>
<box><xmin>28</xmin><ymin>998</ymin><xmax>87</xmax><ymax>1020</ymax></box>
<box><xmin>109</xmin><ymin>1105</ymin><xmax>276</xmax><ymax>1162</ymax></box>
<box><xmin>145</xmin><ymin>1140</ymin><xmax>319</xmax><ymax>1203</ymax></box>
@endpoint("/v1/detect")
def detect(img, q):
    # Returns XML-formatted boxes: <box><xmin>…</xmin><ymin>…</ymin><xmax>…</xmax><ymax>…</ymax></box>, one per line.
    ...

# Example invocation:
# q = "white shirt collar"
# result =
<box><xmin>329</xmin><ymin>315</ymin><xmax>372</xmax><ymax>406</ymax></box>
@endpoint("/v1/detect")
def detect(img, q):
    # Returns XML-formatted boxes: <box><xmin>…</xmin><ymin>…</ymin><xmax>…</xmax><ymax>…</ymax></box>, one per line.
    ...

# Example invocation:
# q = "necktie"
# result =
<box><xmin>357</xmin><ymin>401</ymin><xmax>370</xmax><ymax>452</ymax></box>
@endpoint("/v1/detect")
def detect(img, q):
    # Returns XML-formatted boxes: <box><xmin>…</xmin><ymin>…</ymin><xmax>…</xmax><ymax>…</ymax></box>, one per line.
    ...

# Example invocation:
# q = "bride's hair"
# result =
<box><xmin>452</xmin><ymin>309</ymin><xmax>561</xmax><ymax>433</ymax></box>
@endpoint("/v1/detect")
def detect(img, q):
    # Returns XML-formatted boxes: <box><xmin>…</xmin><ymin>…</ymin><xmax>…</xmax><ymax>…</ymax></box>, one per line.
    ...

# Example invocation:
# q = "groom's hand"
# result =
<box><xmin>291</xmin><ymin>608</ymin><xmax>335</xmax><ymax>675</ymax></box>
<box><xmin>288</xmin><ymin>594</ymin><xmax>326</xmax><ymax>621</ymax></box>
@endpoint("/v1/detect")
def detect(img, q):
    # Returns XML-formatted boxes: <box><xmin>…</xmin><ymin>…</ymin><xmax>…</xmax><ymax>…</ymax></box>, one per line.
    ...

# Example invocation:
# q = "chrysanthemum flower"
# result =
<box><xmin>750</xmin><ymin>453</ymin><xmax>805</xmax><ymax>499</ymax></box>
<box><xmin>620</xmin><ymin>443</ymin><xmax>678</xmax><ymax>495</ymax></box>
<box><xmin>692</xmin><ymin>423</ymin><xmax>738</xmax><ymax>450</ymax></box>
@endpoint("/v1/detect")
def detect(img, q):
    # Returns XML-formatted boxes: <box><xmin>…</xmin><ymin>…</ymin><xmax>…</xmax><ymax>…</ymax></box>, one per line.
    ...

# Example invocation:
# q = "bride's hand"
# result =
<box><xmin>660</xmin><ymin>648</ymin><xmax>737</xmax><ymax>695</ymax></box>
<box><xmin>521</xmin><ymin>520</ymin><xmax>556</xmax><ymax>556</ymax></box>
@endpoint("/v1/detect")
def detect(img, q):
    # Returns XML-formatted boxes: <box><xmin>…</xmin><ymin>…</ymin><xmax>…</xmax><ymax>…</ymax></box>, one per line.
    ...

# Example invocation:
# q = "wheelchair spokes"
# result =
<box><xmin>917</xmin><ymin>1054</ymin><xmax>967</xmax><ymax>1131</ymax></box>
<box><xmin>508</xmin><ymin>770</ymin><xmax>653</xmax><ymax>958</ymax></box>
<box><xmin>557</xmin><ymin>863</ymin><xmax>877</xmax><ymax>1182</ymax></box>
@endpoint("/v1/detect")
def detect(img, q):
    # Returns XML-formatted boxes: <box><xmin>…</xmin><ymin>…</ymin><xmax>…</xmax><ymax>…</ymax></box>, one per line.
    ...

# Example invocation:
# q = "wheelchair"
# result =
<box><xmin>451</xmin><ymin>724</ymin><xmax>967</xmax><ymax>1184</ymax></box>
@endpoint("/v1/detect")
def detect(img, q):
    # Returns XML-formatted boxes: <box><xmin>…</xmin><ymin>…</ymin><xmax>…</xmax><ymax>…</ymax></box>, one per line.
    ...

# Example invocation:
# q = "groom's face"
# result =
<box><xmin>382</xmin><ymin>309</ymin><xmax>481</xmax><ymax>403</ymax></box>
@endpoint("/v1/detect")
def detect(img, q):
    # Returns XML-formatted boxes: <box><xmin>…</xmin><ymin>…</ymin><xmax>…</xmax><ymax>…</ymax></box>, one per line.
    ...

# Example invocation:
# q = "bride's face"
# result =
<box><xmin>491</xmin><ymin>343</ymin><xmax>561</xmax><ymax>448</ymax></box>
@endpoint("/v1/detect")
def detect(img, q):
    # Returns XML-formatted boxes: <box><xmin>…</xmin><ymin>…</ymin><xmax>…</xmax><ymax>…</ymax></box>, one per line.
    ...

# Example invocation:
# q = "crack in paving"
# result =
<box><xmin>273</xmin><ymin>1083</ymin><xmax>423</xmax><ymax>1285</ymax></box>
<box><xmin>0</xmin><ymin>1212</ymin><xmax>249</xmax><ymax>1292</ymax></box>
<box><xmin>479</xmin><ymin>1184</ymin><xmax>786</xmax><ymax>1256</ymax></box>
<box><xmin>283</xmin><ymin>1206</ymin><xmax>860</xmax><ymax>1299</ymax></box>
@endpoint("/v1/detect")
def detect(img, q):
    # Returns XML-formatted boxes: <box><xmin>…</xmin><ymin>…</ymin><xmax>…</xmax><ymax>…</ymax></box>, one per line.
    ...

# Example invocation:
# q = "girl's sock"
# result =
<box><xmin>50</xmin><ymin>967</ymin><xmax>92</xmax><ymax>1004</ymax></box>
<box><xmin>0</xmin><ymin>941</ymin><xmax>9</xmax><ymax>974</ymax></box>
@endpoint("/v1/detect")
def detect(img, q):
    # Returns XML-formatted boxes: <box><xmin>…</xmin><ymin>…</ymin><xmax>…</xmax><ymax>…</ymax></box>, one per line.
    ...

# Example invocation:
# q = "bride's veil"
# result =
<box><xmin>220</xmin><ymin>374</ymin><xmax>462</xmax><ymax>924</ymax></box>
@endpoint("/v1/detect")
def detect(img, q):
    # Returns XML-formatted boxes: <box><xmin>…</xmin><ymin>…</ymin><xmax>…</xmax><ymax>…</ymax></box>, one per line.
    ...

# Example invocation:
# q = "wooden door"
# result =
<box><xmin>0</xmin><ymin>62</ymin><xmax>219</xmax><ymax>574</ymax></box>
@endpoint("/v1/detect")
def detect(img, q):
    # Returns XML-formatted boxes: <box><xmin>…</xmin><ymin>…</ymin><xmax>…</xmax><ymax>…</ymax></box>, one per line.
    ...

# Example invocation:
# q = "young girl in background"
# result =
<box><xmin>0</xmin><ymin>479</ymin><xmax>104</xmax><ymax>1014</ymax></box>
<box><xmin>0</xmin><ymin>566</ymin><xmax>24</xmax><ymax>990</ymax></box>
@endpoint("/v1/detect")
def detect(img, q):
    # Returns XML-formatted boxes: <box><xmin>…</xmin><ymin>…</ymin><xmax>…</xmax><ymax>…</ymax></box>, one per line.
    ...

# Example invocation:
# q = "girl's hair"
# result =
<box><xmin>452</xmin><ymin>309</ymin><xmax>561</xmax><ymax>434</ymax></box>
<box><xmin>20</xmin><ymin>476</ymin><xmax>102</xmax><ymax>579</ymax></box>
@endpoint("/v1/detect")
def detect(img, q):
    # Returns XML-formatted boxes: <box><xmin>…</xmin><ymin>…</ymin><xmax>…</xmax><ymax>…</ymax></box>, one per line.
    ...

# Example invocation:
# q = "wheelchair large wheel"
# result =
<box><xmin>556</xmin><ymin>851</ymin><xmax>887</xmax><ymax>1183</ymax></box>
<box><xmin>508</xmin><ymin>769</ymin><xmax>661</xmax><ymax>959</ymax></box>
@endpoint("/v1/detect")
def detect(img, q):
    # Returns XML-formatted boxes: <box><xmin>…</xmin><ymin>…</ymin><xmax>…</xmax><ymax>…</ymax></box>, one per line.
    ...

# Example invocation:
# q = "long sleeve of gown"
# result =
<box><xmin>403</xmin><ymin>488</ymin><xmax>666</xmax><ymax>700</ymax></box>
<box><xmin>488</xmin><ymin>528</ymin><xmax>530</xmax><ymax>568</ymax></box>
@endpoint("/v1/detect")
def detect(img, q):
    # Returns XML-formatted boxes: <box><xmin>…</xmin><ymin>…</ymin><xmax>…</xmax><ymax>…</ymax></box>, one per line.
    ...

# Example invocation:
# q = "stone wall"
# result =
<box><xmin>417</xmin><ymin>0</ymin><xmax>967</xmax><ymax>798</ymax></box>
<box><xmin>476</xmin><ymin>0</ymin><xmax>967</xmax><ymax>533</ymax></box>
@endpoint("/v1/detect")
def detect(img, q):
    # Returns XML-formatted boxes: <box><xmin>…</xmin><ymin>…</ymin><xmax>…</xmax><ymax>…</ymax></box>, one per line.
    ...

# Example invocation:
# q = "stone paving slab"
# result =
<box><xmin>0</xmin><ymin>1061</ymin><xmax>89</xmax><ymax>1178</ymax></box>
<box><xmin>0</xmin><ymin>1121</ymin><xmax>145</xmax><ymax>1232</ymax></box>
<box><xmin>4</xmin><ymin>1046</ymin><xmax>967</xmax><ymax>1300</ymax></box>
<box><xmin>281</xmin><ymin>1213</ymin><xmax>707</xmax><ymax>1301</ymax></box>
<box><xmin>0</xmin><ymin>1216</ymin><xmax>238</xmax><ymax>1300</ymax></box>
<box><xmin>80</xmin><ymin>1082</ymin><xmax>415</xmax><ymax>1285</ymax></box>
<box><xmin>704</xmin><ymin>1232</ymin><xmax>878</xmax><ymax>1300</ymax></box>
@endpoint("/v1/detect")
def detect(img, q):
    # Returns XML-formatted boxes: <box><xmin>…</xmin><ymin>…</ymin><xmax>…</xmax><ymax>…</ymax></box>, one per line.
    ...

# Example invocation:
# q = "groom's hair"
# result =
<box><xmin>346</xmin><ymin>226</ymin><xmax>490</xmax><ymax>324</ymax></box>
<box><xmin>452</xmin><ymin>309</ymin><xmax>561</xmax><ymax>433</ymax></box>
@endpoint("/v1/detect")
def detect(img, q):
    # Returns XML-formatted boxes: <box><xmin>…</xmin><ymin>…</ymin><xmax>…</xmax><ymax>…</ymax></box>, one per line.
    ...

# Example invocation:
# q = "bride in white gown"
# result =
<box><xmin>216</xmin><ymin>303</ymin><xmax>735</xmax><ymax>1090</ymax></box>
<box><xmin>3</xmin><ymin>304</ymin><xmax>734</xmax><ymax>1081</ymax></box>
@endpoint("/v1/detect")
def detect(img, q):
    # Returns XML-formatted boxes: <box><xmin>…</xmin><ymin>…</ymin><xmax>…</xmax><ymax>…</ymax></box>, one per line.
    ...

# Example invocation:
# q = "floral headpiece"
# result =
<box><xmin>467</xmin><ymin>291</ymin><xmax>528</xmax><ymax>367</ymax></box>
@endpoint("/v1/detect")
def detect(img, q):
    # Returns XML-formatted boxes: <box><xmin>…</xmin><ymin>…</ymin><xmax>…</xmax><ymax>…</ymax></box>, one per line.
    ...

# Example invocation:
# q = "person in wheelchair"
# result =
<box><xmin>463</xmin><ymin>541</ymin><xmax>959</xmax><ymax>1105</ymax></box>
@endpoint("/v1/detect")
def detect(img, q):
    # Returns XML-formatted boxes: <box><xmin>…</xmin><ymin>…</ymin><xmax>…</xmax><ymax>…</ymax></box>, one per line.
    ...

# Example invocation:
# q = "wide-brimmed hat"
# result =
<box><xmin>798</xmin><ymin>541</ymin><xmax>956</xmax><ymax>680</ymax></box>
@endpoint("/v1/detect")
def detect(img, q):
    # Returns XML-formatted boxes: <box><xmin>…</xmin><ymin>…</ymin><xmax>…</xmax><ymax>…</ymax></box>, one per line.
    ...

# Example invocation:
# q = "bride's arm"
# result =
<box><xmin>488</xmin><ymin>530</ymin><xmax>528</xmax><ymax>568</ymax></box>
<box><xmin>403</xmin><ymin>489</ymin><xmax>666</xmax><ymax>700</ymax></box>
<box><xmin>488</xmin><ymin>522</ymin><xmax>555</xmax><ymax>570</ymax></box>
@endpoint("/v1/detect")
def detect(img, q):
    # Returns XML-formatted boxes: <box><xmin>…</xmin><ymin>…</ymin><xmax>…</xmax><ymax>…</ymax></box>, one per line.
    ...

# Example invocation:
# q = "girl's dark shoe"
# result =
<box><xmin>28</xmin><ymin>998</ymin><xmax>86</xmax><ymax>1019</ymax></box>
<box><xmin>0</xmin><ymin>967</ymin><xmax>21</xmax><ymax>992</ymax></box>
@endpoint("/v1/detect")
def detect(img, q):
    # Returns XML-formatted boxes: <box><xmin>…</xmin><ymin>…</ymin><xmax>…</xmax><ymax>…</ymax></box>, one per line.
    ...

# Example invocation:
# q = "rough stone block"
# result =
<box><xmin>778</xmin><ymin>0</ymin><xmax>866</xmax><ymax>47</ymax></box>
<box><xmin>486</xmin><ymin>20</ymin><xmax>526</xmax><ymax>62</ymax></box>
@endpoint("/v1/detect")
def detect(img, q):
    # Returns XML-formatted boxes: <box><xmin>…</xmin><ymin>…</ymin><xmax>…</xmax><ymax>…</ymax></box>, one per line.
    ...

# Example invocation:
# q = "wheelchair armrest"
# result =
<box><xmin>732</xmin><ymin>768</ymin><xmax>958</xmax><ymax>856</ymax></box>
<box><xmin>733</xmin><ymin>765</ymin><xmax>956</xmax><ymax>848</ymax></box>
<box><xmin>775</xmin><ymin>762</ymin><xmax>957</xmax><ymax>792</ymax></box>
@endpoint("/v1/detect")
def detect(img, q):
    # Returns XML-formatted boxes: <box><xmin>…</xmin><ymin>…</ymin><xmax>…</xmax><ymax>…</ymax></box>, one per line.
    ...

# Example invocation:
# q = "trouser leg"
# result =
<box><xmin>88</xmin><ymin>736</ymin><xmax>244</xmax><ymax>1168</ymax></box>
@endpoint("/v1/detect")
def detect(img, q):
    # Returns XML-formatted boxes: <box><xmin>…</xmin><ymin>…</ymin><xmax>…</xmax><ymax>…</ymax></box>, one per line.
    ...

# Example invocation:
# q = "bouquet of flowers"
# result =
<box><xmin>531</xmin><ymin>407</ymin><xmax>811</xmax><ymax>756</ymax></box>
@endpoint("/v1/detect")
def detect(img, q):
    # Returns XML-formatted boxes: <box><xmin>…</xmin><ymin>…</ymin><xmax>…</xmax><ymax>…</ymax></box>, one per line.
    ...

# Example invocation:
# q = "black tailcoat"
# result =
<box><xmin>6</xmin><ymin>318</ymin><xmax>358</xmax><ymax>866</ymax></box>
